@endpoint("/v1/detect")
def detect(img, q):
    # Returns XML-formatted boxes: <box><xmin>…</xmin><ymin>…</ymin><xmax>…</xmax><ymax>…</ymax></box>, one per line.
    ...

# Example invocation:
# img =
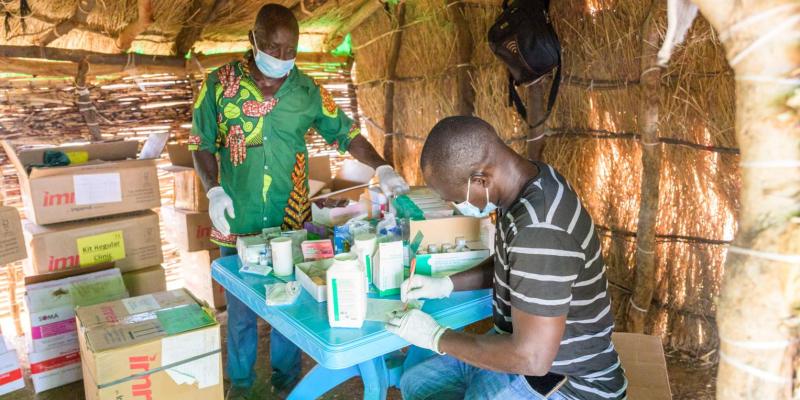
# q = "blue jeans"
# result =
<box><xmin>400</xmin><ymin>355</ymin><xmax>567</xmax><ymax>400</ymax></box>
<box><xmin>219</xmin><ymin>246</ymin><xmax>302</xmax><ymax>389</ymax></box>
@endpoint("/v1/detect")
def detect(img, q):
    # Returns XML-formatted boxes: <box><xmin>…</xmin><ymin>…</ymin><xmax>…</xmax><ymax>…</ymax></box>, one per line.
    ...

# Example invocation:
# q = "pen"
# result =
<box><xmin>403</xmin><ymin>258</ymin><xmax>417</xmax><ymax>311</ymax></box>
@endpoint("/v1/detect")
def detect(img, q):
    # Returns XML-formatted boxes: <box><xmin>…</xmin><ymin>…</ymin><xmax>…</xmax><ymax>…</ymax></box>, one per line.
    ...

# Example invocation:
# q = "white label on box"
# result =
<box><xmin>73</xmin><ymin>173</ymin><xmax>122</xmax><ymax>205</ymax></box>
<box><xmin>122</xmin><ymin>295</ymin><xmax>160</xmax><ymax>315</ymax></box>
<box><xmin>162</xmin><ymin>328</ymin><xmax>221</xmax><ymax>389</ymax></box>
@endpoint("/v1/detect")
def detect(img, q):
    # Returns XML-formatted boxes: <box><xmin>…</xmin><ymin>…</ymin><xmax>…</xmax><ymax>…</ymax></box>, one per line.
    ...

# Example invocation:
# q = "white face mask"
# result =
<box><xmin>251</xmin><ymin>32</ymin><xmax>296</xmax><ymax>79</ymax></box>
<box><xmin>453</xmin><ymin>177</ymin><xmax>497</xmax><ymax>218</ymax></box>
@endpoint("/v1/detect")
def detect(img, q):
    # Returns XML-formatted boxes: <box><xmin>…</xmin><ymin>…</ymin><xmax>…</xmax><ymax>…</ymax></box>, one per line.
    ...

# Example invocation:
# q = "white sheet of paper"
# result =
<box><xmin>365</xmin><ymin>298</ymin><xmax>424</xmax><ymax>322</ymax></box>
<box><xmin>73</xmin><ymin>173</ymin><xmax>122</xmax><ymax>205</ymax></box>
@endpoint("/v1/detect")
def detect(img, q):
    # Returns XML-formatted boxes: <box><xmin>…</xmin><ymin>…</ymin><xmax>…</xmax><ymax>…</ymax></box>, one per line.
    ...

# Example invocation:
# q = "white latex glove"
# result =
<box><xmin>386</xmin><ymin>309</ymin><xmax>448</xmax><ymax>354</ymax></box>
<box><xmin>207</xmin><ymin>186</ymin><xmax>236</xmax><ymax>236</ymax></box>
<box><xmin>375</xmin><ymin>165</ymin><xmax>410</xmax><ymax>197</ymax></box>
<box><xmin>401</xmin><ymin>275</ymin><xmax>454</xmax><ymax>303</ymax></box>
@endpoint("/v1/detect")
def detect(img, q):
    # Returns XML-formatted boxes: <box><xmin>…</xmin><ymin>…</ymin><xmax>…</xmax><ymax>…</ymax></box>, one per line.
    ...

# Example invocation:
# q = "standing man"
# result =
<box><xmin>387</xmin><ymin>116</ymin><xmax>626</xmax><ymax>399</ymax></box>
<box><xmin>189</xmin><ymin>4</ymin><xmax>408</xmax><ymax>397</ymax></box>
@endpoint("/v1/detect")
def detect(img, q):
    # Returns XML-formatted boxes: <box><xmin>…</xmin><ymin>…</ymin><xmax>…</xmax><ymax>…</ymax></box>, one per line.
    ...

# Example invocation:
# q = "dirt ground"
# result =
<box><xmin>2</xmin><ymin>313</ymin><xmax>715</xmax><ymax>400</ymax></box>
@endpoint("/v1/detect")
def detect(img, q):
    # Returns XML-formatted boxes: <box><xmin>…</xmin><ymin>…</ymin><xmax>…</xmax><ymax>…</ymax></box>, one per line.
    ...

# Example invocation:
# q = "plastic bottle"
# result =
<box><xmin>327</xmin><ymin>253</ymin><xmax>367</xmax><ymax>328</ymax></box>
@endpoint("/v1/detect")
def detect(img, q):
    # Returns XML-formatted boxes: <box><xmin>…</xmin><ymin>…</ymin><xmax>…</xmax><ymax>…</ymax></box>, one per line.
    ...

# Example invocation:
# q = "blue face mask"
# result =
<box><xmin>252</xmin><ymin>32</ymin><xmax>296</xmax><ymax>79</ymax></box>
<box><xmin>453</xmin><ymin>178</ymin><xmax>497</xmax><ymax>218</ymax></box>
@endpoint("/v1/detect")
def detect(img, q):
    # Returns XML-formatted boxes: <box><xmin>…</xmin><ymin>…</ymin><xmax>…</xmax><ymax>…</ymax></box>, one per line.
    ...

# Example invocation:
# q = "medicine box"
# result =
<box><xmin>295</xmin><ymin>258</ymin><xmax>334</xmax><ymax>302</ymax></box>
<box><xmin>373</xmin><ymin>240</ymin><xmax>405</xmax><ymax>296</ymax></box>
<box><xmin>415</xmin><ymin>243</ymin><xmax>491</xmax><ymax>277</ymax></box>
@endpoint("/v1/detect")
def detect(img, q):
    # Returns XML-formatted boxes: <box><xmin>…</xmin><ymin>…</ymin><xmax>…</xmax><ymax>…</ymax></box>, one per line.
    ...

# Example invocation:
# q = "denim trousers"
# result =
<box><xmin>219</xmin><ymin>246</ymin><xmax>301</xmax><ymax>389</ymax></box>
<box><xmin>399</xmin><ymin>354</ymin><xmax>568</xmax><ymax>400</ymax></box>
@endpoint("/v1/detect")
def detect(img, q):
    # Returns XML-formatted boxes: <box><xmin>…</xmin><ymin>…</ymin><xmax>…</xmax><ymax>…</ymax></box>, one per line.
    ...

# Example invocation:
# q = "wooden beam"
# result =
<box><xmin>446</xmin><ymin>0</ymin><xmax>475</xmax><ymax>117</ymax></box>
<box><xmin>291</xmin><ymin>0</ymin><xmax>330</xmax><ymax>20</ymax></box>
<box><xmin>75</xmin><ymin>58</ymin><xmax>102</xmax><ymax>141</ymax></box>
<box><xmin>0</xmin><ymin>45</ymin><xmax>185</xmax><ymax>68</ymax></box>
<box><xmin>188</xmin><ymin>52</ymin><xmax>348</xmax><ymax>74</ymax></box>
<box><xmin>626</xmin><ymin>1</ymin><xmax>663</xmax><ymax>333</ymax></box>
<box><xmin>35</xmin><ymin>0</ymin><xmax>95</xmax><ymax>47</ymax></box>
<box><xmin>525</xmin><ymin>83</ymin><xmax>546</xmax><ymax>159</ymax></box>
<box><xmin>174</xmin><ymin>0</ymin><xmax>219</xmax><ymax>56</ymax></box>
<box><xmin>115</xmin><ymin>0</ymin><xmax>154</xmax><ymax>51</ymax></box>
<box><xmin>323</xmin><ymin>0</ymin><xmax>383</xmax><ymax>52</ymax></box>
<box><xmin>382</xmin><ymin>2</ymin><xmax>406</xmax><ymax>167</ymax></box>
<box><xmin>688</xmin><ymin>0</ymin><xmax>800</xmax><ymax>398</ymax></box>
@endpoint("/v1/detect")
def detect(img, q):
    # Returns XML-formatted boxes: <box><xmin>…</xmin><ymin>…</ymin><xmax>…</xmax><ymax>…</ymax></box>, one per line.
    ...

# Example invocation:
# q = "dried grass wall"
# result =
<box><xmin>352</xmin><ymin>0</ymin><xmax>738</xmax><ymax>357</ymax></box>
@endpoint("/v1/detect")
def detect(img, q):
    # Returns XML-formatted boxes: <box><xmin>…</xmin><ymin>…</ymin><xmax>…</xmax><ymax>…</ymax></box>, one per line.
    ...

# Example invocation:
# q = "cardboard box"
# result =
<box><xmin>408</xmin><ymin>216</ymin><xmax>481</xmax><ymax>248</ymax></box>
<box><xmin>22</xmin><ymin>211</ymin><xmax>163</xmax><ymax>276</ymax></box>
<box><xmin>612</xmin><ymin>332</ymin><xmax>672</xmax><ymax>400</ymax></box>
<box><xmin>1</xmin><ymin>140</ymin><xmax>161</xmax><ymax>225</ymax></box>
<box><xmin>295</xmin><ymin>258</ymin><xmax>333</xmax><ymax>302</ymax></box>
<box><xmin>162</xmin><ymin>206</ymin><xmax>214</xmax><ymax>251</ymax></box>
<box><xmin>29</xmin><ymin>344</ymin><xmax>82</xmax><ymax>393</ymax></box>
<box><xmin>24</xmin><ymin>268</ymin><xmax>128</xmax><ymax>353</ymax></box>
<box><xmin>76</xmin><ymin>289</ymin><xmax>223</xmax><ymax>400</ymax></box>
<box><xmin>0</xmin><ymin>206</ymin><xmax>26</xmax><ymax>265</ymax></box>
<box><xmin>180</xmin><ymin>249</ymin><xmax>226</xmax><ymax>309</ymax></box>
<box><xmin>415</xmin><ymin>244</ymin><xmax>491</xmax><ymax>277</ymax></box>
<box><xmin>0</xmin><ymin>349</ymin><xmax>24</xmax><ymax>395</ymax></box>
<box><xmin>162</xmin><ymin>144</ymin><xmax>209</xmax><ymax>212</ymax></box>
<box><xmin>123</xmin><ymin>265</ymin><xmax>167</xmax><ymax>297</ymax></box>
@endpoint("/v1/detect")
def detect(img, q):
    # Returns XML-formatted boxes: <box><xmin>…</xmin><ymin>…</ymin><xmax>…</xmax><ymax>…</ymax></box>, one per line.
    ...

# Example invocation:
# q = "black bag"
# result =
<box><xmin>488</xmin><ymin>0</ymin><xmax>561</xmax><ymax>129</ymax></box>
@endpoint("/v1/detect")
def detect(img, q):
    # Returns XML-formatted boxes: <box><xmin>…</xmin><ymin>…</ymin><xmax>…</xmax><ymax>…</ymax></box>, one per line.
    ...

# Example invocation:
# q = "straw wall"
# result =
<box><xmin>352</xmin><ymin>0</ymin><xmax>738</xmax><ymax>357</ymax></box>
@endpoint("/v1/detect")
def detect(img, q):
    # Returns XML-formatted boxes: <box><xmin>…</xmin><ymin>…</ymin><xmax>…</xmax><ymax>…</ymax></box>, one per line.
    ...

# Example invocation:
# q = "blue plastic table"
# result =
<box><xmin>211</xmin><ymin>255</ymin><xmax>492</xmax><ymax>399</ymax></box>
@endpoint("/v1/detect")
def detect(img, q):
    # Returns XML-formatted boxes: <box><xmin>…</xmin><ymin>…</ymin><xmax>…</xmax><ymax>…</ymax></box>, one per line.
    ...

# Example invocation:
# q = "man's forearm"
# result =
<box><xmin>192</xmin><ymin>150</ymin><xmax>219</xmax><ymax>193</ymax></box>
<box><xmin>348</xmin><ymin>135</ymin><xmax>388</xmax><ymax>170</ymax></box>
<box><xmin>449</xmin><ymin>257</ymin><xmax>494</xmax><ymax>291</ymax></box>
<box><xmin>438</xmin><ymin>330</ymin><xmax>548</xmax><ymax>376</ymax></box>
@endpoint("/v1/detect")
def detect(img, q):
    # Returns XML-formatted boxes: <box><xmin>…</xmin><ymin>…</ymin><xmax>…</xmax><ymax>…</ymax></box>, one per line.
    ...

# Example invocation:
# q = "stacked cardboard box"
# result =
<box><xmin>24</xmin><ymin>268</ymin><xmax>129</xmax><ymax>392</ymax></box>
<box><xmin>180</xmin><ymin>249</ymin><xmax>226</xmax><ymax>309</ymax></box>
<box><xmin>2</xmin><ymin>139</ymin><xmax>164</xmax><ymax>392</ymax></box>
<box><xmin>0</xmin><ymin>331</ymin><xmax>25</xmax><ymax>395</ymax></box>
<box><xmin>76</xmin><ymin>289</ymin><xmax>223</xmax><ymax>400</ymax></box>
<box><xmin>122</xmin><ymin>265</ymin><xmax>167</xmax><ymax>297</ymax></box>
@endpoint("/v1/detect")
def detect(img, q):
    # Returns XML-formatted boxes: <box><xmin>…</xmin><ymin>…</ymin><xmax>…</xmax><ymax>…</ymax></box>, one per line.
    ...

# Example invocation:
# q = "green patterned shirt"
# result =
<box><xmin>189</xmin><ymin>57</ymin><xmax>360</xmax><ymax>246</ymax></box>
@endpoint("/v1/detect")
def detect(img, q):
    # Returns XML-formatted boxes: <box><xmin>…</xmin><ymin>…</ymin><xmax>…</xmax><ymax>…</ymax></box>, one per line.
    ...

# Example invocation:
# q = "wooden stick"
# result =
<box><xmin>174</xmin><ymin>0</ymin><xmax>220</xmax><ymax>56</ymax></box>
<box><xmin>323</xmin><ymin>0</ymin><xmax>383</xmax><ymax>52</ymax></box>
<box><xmin>75</xmin><ymin>58</ymin><xmax>102</xmax><ymax>141</ymax></box>
<box><xmin>35</xmin><ymin>0</ymin><xmax>96</xmax><ymax>47</ymax></box>
<box><xmin>382</xmin><ymin>2</ymin><xmax>406</xmax><ymax>167</ymax></box>
<box><xmin>115</xmin><ymin>0</ymin><xmax>154</xmax><ymax>52</ymax></box>
<box><xmin>446</xmin><ymin>0</ymin><xmax>475</xmax><ymax>117</ymax></box>
<box><xmin>625</xmin><ymin>2</ymin><xmax>664</xmax><ymax>333</ymax></box>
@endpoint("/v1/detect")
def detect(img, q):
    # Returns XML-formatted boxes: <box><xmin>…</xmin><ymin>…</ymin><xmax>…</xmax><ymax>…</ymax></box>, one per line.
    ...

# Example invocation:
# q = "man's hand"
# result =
<box><xmin>386</xmin><ymin>309</ymin><xmax>448</xmax><ymax>354</ymax></box>
<box><xmin>375</xmin><ymin>165</ymin><xmax>410</xmax><ymax>197</ymax></box>
<box><xmin>401</xmin><ymin>275</ymin><xmax>454</xmax><ymax>303</ymax></box>
<box><xmin>207</xmin><ymin>186</ymin><xmax>236</xmax><ymax>236</ymax></box>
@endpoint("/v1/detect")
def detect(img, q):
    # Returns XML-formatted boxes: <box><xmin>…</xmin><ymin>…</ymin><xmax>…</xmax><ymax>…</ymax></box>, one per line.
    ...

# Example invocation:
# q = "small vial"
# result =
<box><xmin>258</xmin><ymin>249</ymin><xmax>269</xmax><ymax>266</ymax></box>
<box><xmin>427</xmin><ymin>244</ymin><xmax>440</xmax><ymax>254</ymax></box>
<box><xmin>455</xmin><ymin>237</ymin><xmax>468</xmax><ymax>252</ymax></box>
<box><xmin>442</xmin><ymin>243</ymin><xmax>454</xmax><ymax>253</ymax></box>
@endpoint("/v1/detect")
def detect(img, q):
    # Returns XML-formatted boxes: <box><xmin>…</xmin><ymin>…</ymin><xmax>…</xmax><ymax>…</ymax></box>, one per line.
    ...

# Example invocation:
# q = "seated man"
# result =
<box><xmin>387</xmin><ymin>116</ymin><xmax>627</xmax><ymax>400</ymax></box>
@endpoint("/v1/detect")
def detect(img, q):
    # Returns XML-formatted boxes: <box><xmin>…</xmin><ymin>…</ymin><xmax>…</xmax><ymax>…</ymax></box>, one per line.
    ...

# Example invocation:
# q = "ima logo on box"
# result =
<box><xmin>47</xmin><ymin>255</ymin><xmax>80</xmax><ymax>271</ymax></box>
<box><xmin>129</xmin><ymin>354</ymin><xmax>157</xmax><ymax>399</ymax></box>
<box><xmin>42</xmin><ymin>191</ymin><xmax>75</xmax><ymax>207</ymax></box>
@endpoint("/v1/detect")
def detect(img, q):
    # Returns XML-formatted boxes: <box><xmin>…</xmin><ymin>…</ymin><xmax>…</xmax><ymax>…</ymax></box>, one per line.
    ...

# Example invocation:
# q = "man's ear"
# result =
<box><xmin>248</xmin><ymin>30</ymin><xmax>256</xmax><ymax>48</ymax></box>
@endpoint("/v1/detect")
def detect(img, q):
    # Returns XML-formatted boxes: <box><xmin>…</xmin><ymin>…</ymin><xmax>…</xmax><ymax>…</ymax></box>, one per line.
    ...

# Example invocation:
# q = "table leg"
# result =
<box><xmin>357</xmin><ymin>356</ymin><xmax>389</xmax><ymax>400</ymax></box>
<box><xmin>287</xmin><ymin>364</ymin><xmax>359</xmax><ymax>400</ymax></box>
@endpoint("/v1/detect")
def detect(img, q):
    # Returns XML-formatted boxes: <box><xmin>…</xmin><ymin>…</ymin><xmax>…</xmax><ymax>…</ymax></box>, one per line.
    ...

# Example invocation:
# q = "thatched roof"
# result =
<box><xmin>0</xmin><ymin>0</ymin><xmax>375</xmax><ymax>56</ymax></box>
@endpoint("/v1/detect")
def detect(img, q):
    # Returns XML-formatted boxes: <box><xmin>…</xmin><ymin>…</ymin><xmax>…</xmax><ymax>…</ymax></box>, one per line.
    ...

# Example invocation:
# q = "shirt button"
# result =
<box><xmin>264</xmin><ymin>166</ymin><xmax>269</xmax><ymax>170</ymax></box>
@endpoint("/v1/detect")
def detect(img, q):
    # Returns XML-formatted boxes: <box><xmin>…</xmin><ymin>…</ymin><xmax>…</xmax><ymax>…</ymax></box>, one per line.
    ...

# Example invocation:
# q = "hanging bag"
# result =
<box><xmin>488</xmin><ymin>0</ymin><xmax>561</xmax><ymax>129</ymax></box>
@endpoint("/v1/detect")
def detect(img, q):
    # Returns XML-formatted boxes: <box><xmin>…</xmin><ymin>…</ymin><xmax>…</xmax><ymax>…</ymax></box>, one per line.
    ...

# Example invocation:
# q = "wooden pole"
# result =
<box><xmin>686</xmin><ymin>0</ymin><xmax>800</xmax><ymax>398</ymax></box>
<box><xmin>525</xmin><ymin>82</ymin><xmax>546</xmax><ymax>160</ymax></box>
<box><xmin>174</xmin><ymin>0</ymin><xmax>219</xmax><ymax>56</ymax></box>
<box><xmin>626</xmin><ymin>1</ymin><xmax>663</xmax><ymax>333</ymax></box>
<box><xmin>383</xmin><ymin>2</ymin><xmax>407</xmax><ymax>166</ymax></box>
<box><xmin>324</xmin><ymin>0</ymin><xmax>383</xmax><ymax>52</ymax></box>
<box><xmin>35</xmin><ymin>0</ymin><xmax>95</xmax><ymax>47</ymax></box>
<box><xmin>75</xmin><ymin>58</ymin><xmax>102</xmax><ymax>141</ymax></box>
<box><xmin>115</xmin><ymin>0</ymin><xmax>154</xmax><ymax>52</ymax></box>
<box><xmin>446</xmin><ymin>0</ymin><xmax>475</xmax><ymax>116</ymax></box>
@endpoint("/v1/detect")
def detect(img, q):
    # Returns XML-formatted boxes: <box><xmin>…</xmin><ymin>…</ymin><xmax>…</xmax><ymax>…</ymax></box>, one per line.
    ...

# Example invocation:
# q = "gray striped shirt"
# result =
<box><xmin>493</xmin><ymin>161</ymin><xmax>627</xmax><ymax>400</ymax></box>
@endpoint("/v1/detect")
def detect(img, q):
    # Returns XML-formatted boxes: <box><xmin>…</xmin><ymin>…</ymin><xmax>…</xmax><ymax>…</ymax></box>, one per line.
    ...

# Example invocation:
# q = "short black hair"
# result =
<box><xmin>420</xmin><ymin>116</ymin><xmax>504</xmax><ymax>186</ymax></box>
<box><xmin>254</xmin><ymin>4</ymin><xmax>299</xmax><ymax>36</ymax></box>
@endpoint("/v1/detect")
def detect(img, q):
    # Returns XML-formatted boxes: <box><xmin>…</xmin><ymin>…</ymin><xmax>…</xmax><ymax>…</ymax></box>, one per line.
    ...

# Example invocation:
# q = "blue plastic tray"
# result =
<box><xmin>212</xmin><ymin>255</ymin><xmax>492</xmax><ymax>370</ymax></box>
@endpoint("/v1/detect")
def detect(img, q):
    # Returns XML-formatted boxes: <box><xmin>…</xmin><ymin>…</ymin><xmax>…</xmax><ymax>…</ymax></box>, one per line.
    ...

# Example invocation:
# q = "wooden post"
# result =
<box><xmin>75</xmin><ymin>58</ymin><xmax>102</xmax><ymax>141</ymax></box>
<box><xmin>35</xmin><ymin>0</ymin><xmax>95</xmax><ymax>47</ymax></box>
<box><xmin>446</xmin><ymin>0</ymin><xmax>475</xmax><ymax>116</ymax></box>
<box><xmin>383</xmin><ymin>2</ymin><xmax>407</xmax><ymax>166</ymax></box>
<box><xmin>687</xmin><ymin>0</ymin><xmax>800</xmax><ymax>398</ymax></box>
<box><xmin>525</xmin><ymin>82</ymin><xmax>546</xmax><ymax>160</ymax></box>
<box><xmin>174</xmin><ymin>0</ymin><xmax>219</xmax><ymax>56</ymax></box>
<box><xmin>626</xmin><ymin>2</ymin><xmax>663</xmax><ymax>333</ymax></box>
<box><xmin>115</xmin><ymin>0</ymin><xmax>154</xmax><ymax>52</ymax></box>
